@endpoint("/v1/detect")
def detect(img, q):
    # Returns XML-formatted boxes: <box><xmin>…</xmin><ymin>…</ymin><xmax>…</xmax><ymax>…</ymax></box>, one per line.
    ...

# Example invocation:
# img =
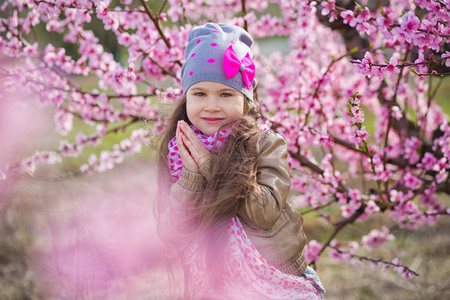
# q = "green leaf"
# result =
<box><xmin>410</xmin><ymin>67</ymin><xmax>420</xmax><ymax>75</ymax></box>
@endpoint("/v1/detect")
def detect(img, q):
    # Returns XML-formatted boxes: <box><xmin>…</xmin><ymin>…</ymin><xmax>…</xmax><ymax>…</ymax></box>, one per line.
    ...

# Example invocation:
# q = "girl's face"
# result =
<box><xmin>186</xmin><ymin>81</ymin><xmax>245</xmax><ymax>136</ymax></box>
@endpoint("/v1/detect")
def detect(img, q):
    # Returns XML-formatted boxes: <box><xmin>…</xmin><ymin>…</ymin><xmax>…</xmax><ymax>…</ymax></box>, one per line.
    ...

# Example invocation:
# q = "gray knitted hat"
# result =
<box><xmin>181</xmin><ymin>23</ymin><xmax>256</xmax><ymax>100</ymax></box>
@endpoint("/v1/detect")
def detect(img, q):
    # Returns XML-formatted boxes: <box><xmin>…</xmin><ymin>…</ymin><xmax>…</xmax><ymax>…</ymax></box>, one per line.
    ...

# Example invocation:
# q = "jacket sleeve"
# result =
<box><xmin>166</xmin><ymin>158</ymin><xmax>212</xmax><ymax>218</ymax></box>
<box><xmin>170</xmin><ymin>166</ymin><xmax>205</xmax><ymax>205</ymax></box>
<box><xmin>158</xmin><ymin>166</ymin><xmax>205</xmax><ymax>239</ymax></box>
<box><xmin>237</xmin><ymin>130</ymin><xmax>291</xmax><ymax>230</ymax></box>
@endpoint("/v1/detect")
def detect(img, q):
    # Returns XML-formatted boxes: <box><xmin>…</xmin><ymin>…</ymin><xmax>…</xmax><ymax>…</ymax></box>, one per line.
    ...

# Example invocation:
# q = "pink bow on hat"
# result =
<box><xmin>223</xmin><ymin>45</ymin><xmax>255</xmax><ymax>90</ymax></box>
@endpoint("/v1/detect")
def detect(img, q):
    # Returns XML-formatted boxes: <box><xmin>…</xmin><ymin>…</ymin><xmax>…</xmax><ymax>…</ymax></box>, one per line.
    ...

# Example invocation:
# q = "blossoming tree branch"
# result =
<box><xmin>1</xmin><ymin>0</ymin><xmax>449</xmax><ymax>279</ymax></box>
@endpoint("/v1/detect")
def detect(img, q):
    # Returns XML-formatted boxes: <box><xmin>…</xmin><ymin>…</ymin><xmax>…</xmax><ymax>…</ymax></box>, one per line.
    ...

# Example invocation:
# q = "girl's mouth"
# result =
<box><xmin>202</xmin><ymin>118</ymin><xmax>224</xmax><ymax>124</ymax></box>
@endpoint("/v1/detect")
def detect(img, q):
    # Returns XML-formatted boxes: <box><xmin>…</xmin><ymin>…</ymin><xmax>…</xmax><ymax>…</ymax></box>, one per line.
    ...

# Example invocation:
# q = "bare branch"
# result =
<box><xmin>329</xmin><ymin>245</ymin><xmax>419</xmax><ymax>277</ymax></box>
<box><xmin>241</xmin><ymin>0</ymin><xmax>248</xmax><ymax>32</ymax></box>
<box><xmin>138</xmin><ymin>0</ymin><xmax>182</xmax><ymax>66</ymax></box>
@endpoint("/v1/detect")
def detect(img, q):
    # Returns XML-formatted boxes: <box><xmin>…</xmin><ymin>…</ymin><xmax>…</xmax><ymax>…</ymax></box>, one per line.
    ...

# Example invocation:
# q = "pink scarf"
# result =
<box><xmin>167</xmin><ymin>124</ymin><xmax>321</xmax><ymax>299</ymax></box>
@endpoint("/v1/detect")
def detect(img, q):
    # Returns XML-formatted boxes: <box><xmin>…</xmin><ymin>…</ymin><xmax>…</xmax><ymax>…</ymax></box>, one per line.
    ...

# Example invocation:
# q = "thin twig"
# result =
<box><xmin>241</xmin><ymin>0</ymin><xmax>248</xmax><ymax>32</ymax></box>
<box><xmin>329</xmin><ymin>245</ymin><xmax>419</xmax><ymax>277</ymax></box>
<box><xmin>139</xmin><ymin>0</ymin><xmax>181</xmax><ymax>69</ymax></box>
<box><xmin>318</xmin><ymin>206</ymin><xmax>366</xmax><ymax>256</ymax></box>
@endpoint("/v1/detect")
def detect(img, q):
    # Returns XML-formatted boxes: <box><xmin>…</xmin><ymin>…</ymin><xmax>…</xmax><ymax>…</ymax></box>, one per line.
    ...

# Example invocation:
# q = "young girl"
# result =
<box><xmin>156</xmin><ymin>23</ymin><xmax>325</xmax><ymax>299</ymax></box>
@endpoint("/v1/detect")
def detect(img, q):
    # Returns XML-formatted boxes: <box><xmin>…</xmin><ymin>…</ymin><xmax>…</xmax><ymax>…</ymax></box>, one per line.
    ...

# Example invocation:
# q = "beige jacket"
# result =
<box><xmin>170</xmin><ymin>130</ymin><xmax>307</xmax><ymax>276</ymax></box>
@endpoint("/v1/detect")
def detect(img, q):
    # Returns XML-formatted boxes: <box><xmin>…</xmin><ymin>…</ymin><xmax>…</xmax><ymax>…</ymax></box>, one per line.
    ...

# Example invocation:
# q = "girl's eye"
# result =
<box><xmin>194</xmin><ymin>92</ymin><xmax>205</xmax><ymax>97</ymax></box>
<box><xmin>221</xmin><ymin>93</ymin><xmax>232</xmax><ymax>97</ymax></box>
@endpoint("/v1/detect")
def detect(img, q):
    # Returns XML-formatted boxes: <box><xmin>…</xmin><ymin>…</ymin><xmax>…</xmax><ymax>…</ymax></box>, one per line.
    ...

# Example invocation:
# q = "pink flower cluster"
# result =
<box><xmin>361</xmin><ymin>226</ymin><xmax>395</xmax><ymax>250</ymax></box>
<box><xmin>20</xmin><ymin>151</ymin><xmax>62</xmax><ymax>175</ymax></box>
<box><xmin>304</xmin><ymin>240</ymin><xmax>322</xmax><ymax>262</ymax></box>
<box><xmin>329</xmin><ymin>240</ymin><xmax>362</xmax><ymax>267</ymax></box>
<box><xmin>80</xmin><ymin>128</ymin><xmax>149</xmax><ymax>175</ymax></box>
<box><xmin>346</xmin><ymin>93</ymin><xmax>369</xmax><ymax>148</ymax></box>
<box><xmin>328</xmin><ymin>240</ymin><xmax>417</xmax><ymax>279</ymax></box>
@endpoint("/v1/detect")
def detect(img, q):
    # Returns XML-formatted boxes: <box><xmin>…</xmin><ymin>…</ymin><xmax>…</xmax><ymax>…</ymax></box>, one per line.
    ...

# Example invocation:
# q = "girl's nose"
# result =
<box><xmin>204</xmin><ymin>97</ymin><xmax>220</xmax><ymax>111</ymax></box>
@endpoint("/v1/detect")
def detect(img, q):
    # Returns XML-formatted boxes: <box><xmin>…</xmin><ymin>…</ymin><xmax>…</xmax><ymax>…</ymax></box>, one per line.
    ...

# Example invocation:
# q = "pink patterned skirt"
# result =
<box><xmin>185</xmin><ymin>216</ymin><xmax>324</xmax><ymax>299</ymax></box>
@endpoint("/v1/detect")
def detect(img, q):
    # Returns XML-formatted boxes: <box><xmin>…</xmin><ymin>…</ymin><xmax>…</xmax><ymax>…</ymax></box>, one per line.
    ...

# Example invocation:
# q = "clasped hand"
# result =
<box><xmin>176</xmin><ymin>120</ymin><xmax>211</xmax><ymax>173</ymax></box>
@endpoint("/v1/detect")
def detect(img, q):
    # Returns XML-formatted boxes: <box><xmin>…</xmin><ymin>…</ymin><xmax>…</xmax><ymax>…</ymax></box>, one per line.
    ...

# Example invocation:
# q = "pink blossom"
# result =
<box><xmin>76</xmin><ymin>133</ymin><xmax>90</xmax><ymax>148</ymax></box>
<box><xmin>305</xmin><ymin>240</ymin><xmax>322</xmax><ymax>262</ymax></box>
<box><xmin>45</xmin><ymin>20</ymin><xmax>63</xmax><ymax>33</ymax></box>
<box><xmin>167</xmin><ymin>3</ymin><xmax>183</xmax><ymax>23</ymax></box>
<box><xmin>348</xmin><ymin>189</ymin><xmax>361</xmax><ymax>201</ymax></box>
<box><xmin>328</xmin><ymin>249</ymin><xmax>342</xmax><ymax>260</ymax></box>
<box><xmin>130</xmin><ymin>128</ymin><xmax>149</xmax><ymax>144</ymax></box>
<box><xmin>97</xmin><ymin>151</ymin><xmax>114</xmax><ymax>172</ymax></box>
<box><xmin>351</xmin><ymin>94</ymin><xmax>363</xmax><ymax>105</ymax></box>
<box><xmin>413</xmin><ymin>53</ymin><xmax>429</xmax><ymax>74</ymax></box>
<box><xmin>353</xmin><ymin>51</ymin><xmax>375</xmax><ymax>78</ymax></box>
<box><xmin>320</xmin><ymin>0</ymin><xmax>335</xmax><ymax>16</ymax></box>
<box><xmin>391</xmin><ymin>258</ymin><xmax>415</xmax><ymax>278</ymax></box>
<box><xmin>117</xmin><ymin>32</ymin><xmax>133</xmax><ymax>47</ymax></box>
<box><xmin>54</xmin><ymin>110</ymin><xmax>73</xmax><ymax>135</ymax></box>
<box><xmin>351</xmin><ymin>106</ymin><xmax>365</xmax><ymax>123</ymax></box>
<box><xmin>381</xmin><ymin>55</ymin><xmax>400</xmax><ymax>78</ymax></box>
<box><xmin>24</xmin><ymin>42</ymin><xmax>39</xmax><ymax>56</ymax></box>
<box><xmin>390</xmin><ymin>189</ymin><xmax>406</xmax><ymax>203</ymax></box>
<box><xmin>59</xmin><ymin>140</ymin><xmax>81</xmax><ymax>157</ymax></box>
<box><xmin>390</xmin><ymin>106</ymin><xmax>403</xmax><ymax>120</ymax></box>
<box><xmin>158</xmin><ymin>87</ymin><xmax>182</xmax><ymax>104</ymax></box>
<box><xmin>398</xmin><ymin>267</ymin><xmax>415</xmax><ymax>279</ymax></box>
<box><xmin>340</xmin><ymin>10</ymin><xmax>357</xmax><ymax>27</ymax></box>
<box><xmin>441</xmin><ymin>51</ymin><xmax>450</xmax><ymax>67</ymax></box>
<box><xmin>400</xmin><ymin>12</ymin><xmax>420</xmax><ymax>42</ymax></box>
<box><xmin>403</xmin><ymin>137</ymin><xmax>421</xmax><ymax>164</ymax></box>
<box><xmin>436</xmin><ymin>169</ymin><xmax>448</xmax><ymax>184</ymax></box>
<box><xmin>88</xmin><ymin>153</ymin><xmax>100</xmax><ymax>169</ymax></box>
<box><xmin>96</xmin><ymin>123</ymin><xmax>108</xmax><ymax>137</ymax></box>
<box><xmin>362</xmin><ymin>226</ymin><xmax>395</xmax><ymax>250</ymax></box>
<box><xmin>355</xmin><ymin>126</ymin><xmax>369</xmax><ymax>140</ymax></box>
<box><xmin>34</xmin><ymin>151</ymin><xmax>62</xmax><ymax>165</ymax></box>
<box><xmin>330</xmin><ymin>240</ymin><xmax>339</xmax><ymax>248</ymax></box>
<box><xmin>365</xmin><ymin>200</ymin><xmax>380</xmax><ymax>215</ymax></box>
<box><xmin>336</xmin><ymin>192</ymin><xmax>347</xmax><ymax>204</ymax></box>
<box><xmin>356</xmin><ymin>21</ymin><xmax>376</xmax><ymax>35</ymax></box>
<box><xmin>20</xmin><ymin>157</ymin><xmax>36</xmax><ymax>175</ymax></box>
<box><xmin>418</xmin><ymin>152</ymin><xmax>437</xmax><ymax>170</ymax></box>
<box><xmin>403</xmin><ymin>172</ymin><xmax>422</xmax><ymax>190</ymax></box>
<box><xmin>348</xmin><ymin>241</ymin><xmax>359</xmax><ymax>254</ymax></box>
<box><xmin>341</xmin><ymin>204</ymin><xmax>357</xmax><ymax>218</ymax></box>
<box><xmin>356</xmin><ymin>7</ymin><xmax>371</xmax><ymax>23</ymax></box>
<box><xmin>79</xmin><ymin>163</ymin><xmax>91</xmax><ymax>175</ymax></box>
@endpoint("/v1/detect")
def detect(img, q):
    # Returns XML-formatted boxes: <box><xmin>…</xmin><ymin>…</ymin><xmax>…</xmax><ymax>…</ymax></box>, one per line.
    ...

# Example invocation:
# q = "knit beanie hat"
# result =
<box><xmin>181</xmin><ymin>23</ymin><xmax>256</xmax><ymax>100</ymax></box>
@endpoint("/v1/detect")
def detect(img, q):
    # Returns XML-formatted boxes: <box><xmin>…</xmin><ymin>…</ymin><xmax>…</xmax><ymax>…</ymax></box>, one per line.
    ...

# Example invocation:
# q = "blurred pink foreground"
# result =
<box><xmin>0</xmin><ymin>88</ymin><xmax>170</xmax><ymax>299</ymax></box>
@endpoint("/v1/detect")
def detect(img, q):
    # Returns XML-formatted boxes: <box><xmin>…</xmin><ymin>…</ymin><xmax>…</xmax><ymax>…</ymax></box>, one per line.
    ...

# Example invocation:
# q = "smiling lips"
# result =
<box><xmin>202</xmin><ymin>117</ymin><xmax>225</xmax><ymax>124</ymax></box>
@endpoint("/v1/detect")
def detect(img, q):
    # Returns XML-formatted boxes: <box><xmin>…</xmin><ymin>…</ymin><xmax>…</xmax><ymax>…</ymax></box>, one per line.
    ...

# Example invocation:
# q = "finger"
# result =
<box><xmin>181</xmin><ymin>129</ymin><xmax>205</xmax><ymax>155</ymax></box>
<box><xmin>178</xmin><ymin>133</ymin><xmax>190</xmax><ymax>156</ymax></box>
<box><xmin>179</xmin><ymin>120</ymin><xmax>199</xmax><ymax>141</ymax></box>
<box><xmin>176</xmin><ymin>121</ymin><xmax>181</xmax><ymax>143</ymax></box>
<box><xmin>180</xmin><ymin>133</ymin><xmax>199</xmax><ymax>171</ymax></box>
<box><xmin>178</xmin><ymin>122</ymin><xmax>200</xmax><ymax>151</ymax></box>
<box><xmin>176</xmin><ymin>124</ymin><xmax>191</xmax><ymax>157</ymax></box>
<box><xmin>180</xmin><ymin>132</ymin><xmax>195</xmax><ymax>153</ymax></box>
<box><xmin>180</xmin><ymin>122</ymin><xmax>196</xmax><ymax>139</ymax></box>
<box><xmin>179</xmin><ymin>126</ymin><xmax>211</xmax><ymax>166</ymax></box>
<box><xmin>179</xmin><ymin>121</ymin><xmax>204</xmax><ymax>147</ymax></box>
<box><xmin>180</xmin><ymin>122</ymin><xmax>208</xmax><ymax>145</ymax></box>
